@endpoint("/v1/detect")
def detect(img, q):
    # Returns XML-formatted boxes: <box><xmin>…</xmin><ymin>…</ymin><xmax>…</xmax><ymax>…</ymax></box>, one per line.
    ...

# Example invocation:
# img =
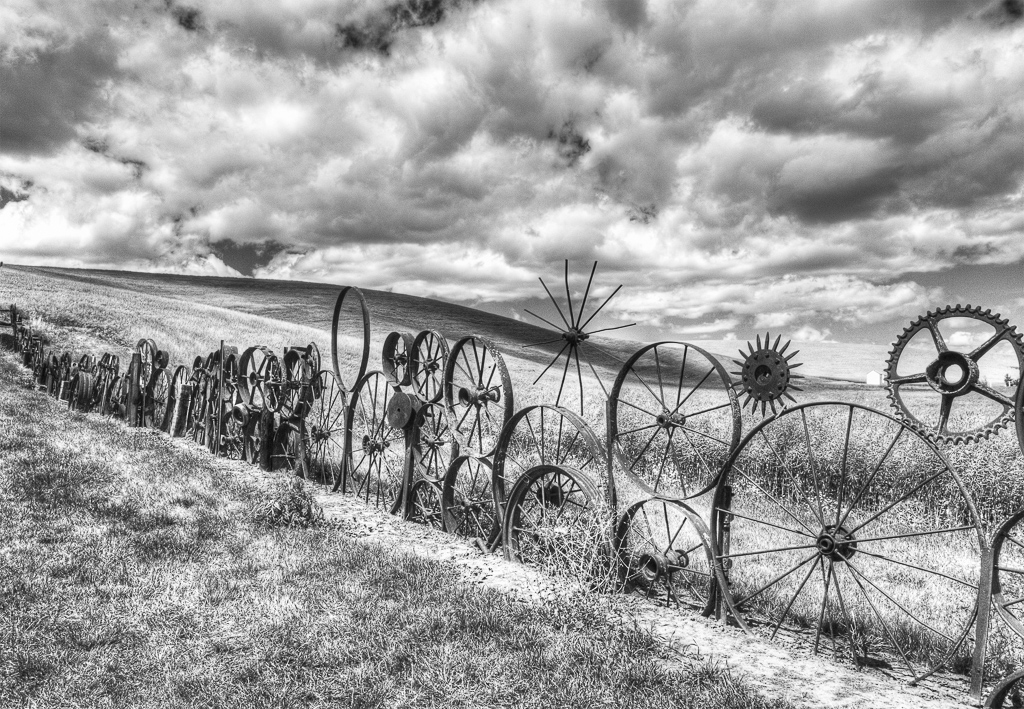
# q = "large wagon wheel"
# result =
<box><xmin>614</xmin><ymin>498</ymin><xmax>719</xmax><ymax>613</ymax></box>
<box><xmin>503</xmin><ymin>464</ymin><xmax>607</xmax><ymax>581</ymax></box>
<box><xmin>441</xmin><ymin>456</ymin><xmax>496</xmax><ymax>539</ymax></box>
<box><xmin>991</xmin><ymin>508</ymin><xmax>1024</xmax><ymax>641</ymax></box>
<box><xmin>443</xmin><ymin>335</ymin><xmax>513</xmax><ymax>458</ymax></box>
<box><xmin>411</xmin><ymin>330</ymin><xmax>448</xmax><ymax>403</ymax></box>
<box><xmin>347</xmin><ymin>371</ymin><xmax>405</xmax><ymax>512</ymax></box>
<box><xmin>282</xmin><ymin>347</ymin><xmax>315</xmax><ymax>419</ymax></box>
<box><xmin>407</xmin><ymin>480</ymin><xmax>443</xmax><ymax>529</ymax></box>
<box><xmin>416</xmin><ymin>401</ymin><xmax>456</xmax><ymax>482</ymax></box>
<box><xmin>145</xmin><ymin>368</ymin><xmax>172</xmax><ymax>430</ymax></box>
<box><xmin>382</xmin><ymin>331</ymin><xmax>416</xmax><ymax>387</ymax></box>
<box><xmin>136</xmin><ymin>339</ymin><xmax>159</xmax><ymax>391</ymax></box>
<box><xmin>332</xmin><ymin>285</ymin><xmax>370</xmax><ymax>393</ymax></box>
<box><xmin>165</xmin><ymin>365</ymin><xmax>191</xmax><ymax>436</ymax></box>
<box><xmin>609</xmin><ymin>342</ymin><xmax>740</xmax><ymax>501</ymax></box>
<box><xmin>239</xmin><ymin>346</ymin><xmax>283</xmax><ymax>413</ymax></box>
<box><xmin>711</xmin><ymin>401</ymin><xmax>984</xmax><ymax>682</ymax></box>
<box><xmin>301</xmin><ymin>370</ymin><xmax>347</xmax><ymax>488</ymax></box>
<box><xmin>492</xmin><ymin>404</ymin><xmax>607</xmax><ymax>536</ymax></box>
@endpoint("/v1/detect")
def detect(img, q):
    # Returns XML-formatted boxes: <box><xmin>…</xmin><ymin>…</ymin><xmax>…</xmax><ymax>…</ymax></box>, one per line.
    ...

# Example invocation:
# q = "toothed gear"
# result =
<box><xmin>885</xmin><ymin>304</ymin><xmax>1024</xmax><ymax>445</ymax></box>
<box><xmin>732</xmin><ymin>332</ymin><xmax>803</xmax><ymax>416</ymax></box>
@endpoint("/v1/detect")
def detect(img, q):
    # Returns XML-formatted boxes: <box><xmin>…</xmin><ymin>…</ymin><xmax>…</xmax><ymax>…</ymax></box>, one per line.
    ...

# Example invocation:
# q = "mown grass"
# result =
<box><xmin>0</xmin><ymin>352</ymin><xmax>791</xmax><ymax>709</ymax></box>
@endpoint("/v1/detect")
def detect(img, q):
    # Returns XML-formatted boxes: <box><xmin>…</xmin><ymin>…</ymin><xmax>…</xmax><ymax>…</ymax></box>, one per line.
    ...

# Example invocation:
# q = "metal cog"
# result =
<box><xmin>731</xmin><ymin>332</ymin><xmax>803</xmax><ymax>416</ymax></box>
<box><xmin>885</xmin><ymin>304</ymin><xmax>1024</xmax><ymax>445</ymax></box>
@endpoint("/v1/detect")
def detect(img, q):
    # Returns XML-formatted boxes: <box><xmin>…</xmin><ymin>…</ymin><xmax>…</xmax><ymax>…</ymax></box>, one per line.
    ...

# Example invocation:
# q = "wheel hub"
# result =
<box><xmin>535</xmin><ymin>483</ymin><xmax>565</xmax><ymax>507</ymax></box>
<box><xmin>656</xmin><ymin>410</ymin><xmax>686</xmax><ymax>428</ymax></box>
<box><xmin>632</xmin><ymin>549</ymin><xmax>691</xmax><ymax>587</ymax></box>
<box><xmin>561</xmin><ymin>328</ymin><xmax>590</xmax><ymax>346</ymax></box>
<box><xmin>362</xmin><ymin>434</ymin><xmax>388</xmax><ymax>454</ymax></box>
<box><xmin>924</xmin><ymin>350</ymin><xmax>977</xmax><ymax>396</ymax></box>
<box><xmin>815</xmin><ymin>525</ymin><xmax>857</xmax><ymax>561</ymax></box>
<box><xmin>458</xmin><ymin>385</ymin><xmax>502</xmax><ymax>407</ymax></box>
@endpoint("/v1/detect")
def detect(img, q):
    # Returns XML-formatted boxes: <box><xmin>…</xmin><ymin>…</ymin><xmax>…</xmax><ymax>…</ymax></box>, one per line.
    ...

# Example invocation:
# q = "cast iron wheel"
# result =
<box><xmin>347</xmin><ymin>371</ymin><xmax>405</xmax><ymax>512</ymax></box>
<box><xmin>331</xmin><ymin>286</ymin><xmax>370</xmax><ymax>394</ymax></box>
<box><xmin>443</xmin><ymin>335</ymin><xmax>513</xmax><ymax>458</ymax></box>
<box><xmin>271</xmin><ymin>418</ymin><xmax>306</xmax><ymax>475</ymax></box>
<box><xmin>609</xmin><ymin>341</ymin><xmax>741</xmax><ymax>501</ymax></box>
<box><xmin>711</xmin><ymin>401</ymin><xmax>984</xmax><ymax>682</ymax></box>
<box><xmin>382</xmin><ymin>331</ymin><xmax>416</xmax><ymax>387</ymax></box>
<box><xmin>146</xmin><ymin>368</ymin><xmax>172</xmax><ymax>430</ymax></box>
<box><xmin>415</xmin><ymin>402</ymin><xmax>456</xmax><ymax>482</ymax></box>
<box><xmin>239</xmin><ymin>345</ymin><xmax>283</xmax><ymax>413</ymax></box>
<box><xmin>441</xmin><ymin>456</ymin><xmax>496</xmax><ymax>540</ymax></box>
<box><xmin>411</xmin><ymin>330</ymin><xmax>449</xmax><ymax>403</ymax></box>
<box><xmin>301</xmin><ymin>370</ymin><xmax>348</xmax><ymax>488</ymax></box>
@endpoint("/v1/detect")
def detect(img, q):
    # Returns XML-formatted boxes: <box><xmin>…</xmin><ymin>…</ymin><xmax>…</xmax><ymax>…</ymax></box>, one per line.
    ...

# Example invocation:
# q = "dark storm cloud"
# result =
<box><xmin>0</xmin><ymin>28</ymin><xmax>120</xmax><ymax>155</ymax></box>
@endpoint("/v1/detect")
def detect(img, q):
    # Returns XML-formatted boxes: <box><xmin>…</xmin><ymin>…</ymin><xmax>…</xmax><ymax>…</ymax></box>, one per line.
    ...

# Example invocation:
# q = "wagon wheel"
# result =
<box><xmin>609</xmin><ymin>342</ymin><xmax>741</xmax><ymax>501</ymax></box>
<box><xmin>45</xmin><ymin>354</ymin><xmax>59</xmax><ymax>397</ymax></box>
<box><xmin>89</xmin><ymin>370</ymin><xmax>108</xmax><ymax>412</ymax></box>
<box><xmin>332</xmin><ymin>286</ymin><xmax>371</xmax><ymax>394</ymax></box>
<box><xmin>186</xmin><ymin>369</ymin><xmax>210</xmax><ymax>444</ymax></box>
<box><xmin>301</xmin><ymin>370</ymin><xmax>347</xmax><ymax>488</ymax></box>
<box><xmin>208</xmin><ymin>351</ymin><xmax>240</xmax><ymax>457</ymax></box>
<box><xmin>57</xmin><ymin>353</ymin><xmax>73</xmax><ymax>401</ymax></box>
<box><xmin>492</xmin><ymin>404</ymin><xmax>607</xmax><ymax>534</ymax></box>
<box><xmin>243</xmin><ymin>409</ymin><xmax>274</xmax><ymax>470</ymax></box>
<box><xmin>347</xmin><ymin>371</ymin><xmax>406</xmax><ymax>513</ymax></box>
<box><xmin>503</xmin><ymin>464</ymin><xmax>607</xmax><ymax>582</ymax></box>
<box><xmin>145</xmin><ymin>368</ymin><xmax>172</xmax><ymax>430</ymax></box>
<box><xmin>136</xmin><ymin>339</ymin><xmax>159</xmax><ymax>390</ymax></box>
<box><xmin>165</xmin><ymin>365</ymin><xmax>191</xmax><ymax>436</ymax></box>
<box><xmin>886</xmin><ymin>305</ymin><xmax>1024</xmax><ymax>444</ymax></box>
<box><xmin>68</xmin><ymin>371</ymin><xmax>94</xmax><ymax>413</ymax></box>
<box><xmin>986</xmin><ymin>669</ymin><xmax>1024</xmax><ymax>708</ymax></box>
<box><xmin>614</xmin><ymin>498</ymin><xmax>718</xmax><ymax>613</ymax></box>
<box><xmin>991</xmin><ymin>508</ymin><xmax>1024</xmax><ymax>640</ymax></box>
<box><xmin>441</xmin><ymin>456</ymin><xmax>497</xmax><ymax>539</ymax></box>
<box><xmin>33</xmin><ymin>347</ymin><xmax>50</xmax><ymax>387</ymax></box>
<box><xmin>219</xmin><ymin>387</ymin><xmax>245</xmax><ymax>461</ymax></box>
<box><xmin>381</xmin><ymin>331</ymin><xmax>416</xmax><ymax>387</ymax></box>
<box><xmin>239</xmin><ymin>345</ymin><xmax>283</xmax><ymax>413</ymax></box>
<box><xmin>411</xmin><ymin>330</ymin><xmax>449</xmax><ymax>403</ymax></box>
<box><xmin>271</xmin><ymin>418</ymin><xmax>306</xmax><ymax>475</ymax></box>
<box><xmin>282</xmin><ymin>348</ymin><xmax>315</xmax><ymax>419</ymax></box>
<box><xmin>408</xmin><ymin>480</ymin><xmax>443</xmax><ymax>528</ymax></box>
<box><xmin>711</xmin><ymin>402</ymin><xmax>984</xmax><ymax>682</ymax></box>
<box><xmin>416</xmin><ymin>402</ymin><xmax>456</xmax><ymax>482</ymax></box>
<box><xmin>443</xmin><ymin>335</ymin><xmax>513</xmax><ymax>458</ymax></box>
<box><xmin>111</xmin><ymin>375</ymin><xmax>131</xmax><ymax>419</ymax></box>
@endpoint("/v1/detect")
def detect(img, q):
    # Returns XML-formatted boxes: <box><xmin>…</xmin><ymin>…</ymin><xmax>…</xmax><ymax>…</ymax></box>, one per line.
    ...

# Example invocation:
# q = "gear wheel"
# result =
<box><xmin>885</xmin><ymin>304</ymin><xmax>1024</xmax><ymax>445</ymax></box>
<box><xmin>732</xmin><ymin>332</ymin><xmax>803</xmax><ymax>416</ymax></box>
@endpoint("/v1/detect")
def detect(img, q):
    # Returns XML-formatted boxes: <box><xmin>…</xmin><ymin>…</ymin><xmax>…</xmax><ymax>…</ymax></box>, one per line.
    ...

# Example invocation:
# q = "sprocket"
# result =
<box><xmin>885</xmin><ymin>304</ymin><xmax>1024</xmax><ymax>445</ymax></box>
<box><xmin>732</xmin><ymin>332</ymin><xmax>803</xmax><ymax>416</ymax></box>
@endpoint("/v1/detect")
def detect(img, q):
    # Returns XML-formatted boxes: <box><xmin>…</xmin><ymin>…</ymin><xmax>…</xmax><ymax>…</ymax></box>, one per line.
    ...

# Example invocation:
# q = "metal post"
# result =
<box><xmin>970</xmin><ymin>545</ymin><xmax>995</xmax><ymax>703</ymax></box>
<box><xmin>214</xmin><ymin>339</ymin><xmax>224</xmax><ymax>456</ymax></box>
<box><xmin>127</xmin><ymin>352</ymin><xmax>141</xmax><ymax>427</ymax></box>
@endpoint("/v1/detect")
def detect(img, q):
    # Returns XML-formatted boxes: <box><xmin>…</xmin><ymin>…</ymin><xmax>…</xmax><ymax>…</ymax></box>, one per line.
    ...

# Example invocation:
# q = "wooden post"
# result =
<box><xmin>126</xmin><ymin>352</ymin><xmax>141</xmax><ymax>427</ymax></box>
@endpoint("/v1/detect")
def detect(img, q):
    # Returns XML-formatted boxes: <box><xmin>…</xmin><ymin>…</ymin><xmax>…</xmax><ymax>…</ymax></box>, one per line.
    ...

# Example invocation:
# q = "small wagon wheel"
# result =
<box><xmin>242</xmin><ymin>409</ymin><xmax>274</xmax><ymax>470</ymax></box>
<box><xmin>186</xmin><ymin>367</ymin><xmax>210</xmax><ymax>445</ymax></box>
<box><xmin>441</xmin><ymin>456</ymin><xmax>496</xmax><ymax>539</ymax></box>
<box><xmin>347</xmin><ymin>371</ymin><xmax>406</xmax><ymax>512</ymax></box>
<box><xmin>136</xmin><ymin>338</ymin><xmax>159</xmax><ymax>390</ymax></box>
<box><xmin>711</xmin><ymin>401</ymin><xmax>984</xmax><ymax>682</ymax></box>
<box><xmin>146</xmin><ymin>368</ymin><xmax>172</xmax><ymax>430</ymax></box>
<box><xmin>609</xmin><ymin>342</ymin><xmax>741</xmax><ymax>501</ymax></box>
<box><xmin>614</xmin><ymin>498</ymin><xmax>719</xmax><ymax>613</ymax></box>
<box><xmin>382</xmin><ymin>331</ymin><xmax>416</xmax><ymax>387</ymax></box>
<box><xmin>111</xmin><ymin>375</ymin><xmax>131</xmax><ymax>419</ymax></box>
<box><xmin>492</xmin><ymin>404</ymin><xmax>608</xmax><ymax>535</ymax></box>
<box><xmin>442</xmin><ymin>335</ymin><xmax>513</xmax><ymax>458</ymax></box>
<box><xmin>411</xmin><ymin>330</ymin><xmax>449</xmax><ymax>403</ymax></box>
<box><xmin>282</xmin><ymin>348</ymin><xmax>315</xmax><ymax>419</ymax></box>
<box><xmin>306</xmin><ymin>342</ymin><xmax>323</xmax><ymax>399</ymax></box>
<box><xmin>45</xmin><ymin>353</ymin><xmax>59</xmax><ymax>397</ymax></box>
<box><xmin>68</xmin><ymin>371</ymin><xmax>94</xmax><ymax>413</ymax></box>
<box><xmin>415</xmin><ymin>401</ymin><xmax>457</xmax><ymax>483</ymax></box>
<box><xmin>985</xmin><ymin>669</ymin><xmax>1024</xmax><ymax>708</ymax></box>
<box><xmin>502</xmin><ymin>464</ymin><xmax>606</xmax><ymax>581</ymax></box>
<box><xmin>332</xmin><ymin>285</ymin><xmax>371</xmax><ymax>393</ymax></box>
<box><xmin>991</xmin><ymin>508</ymin><xmax>1024</xmax><ymax>640</ymax></box>
<box><xmin>33</xmin><ymin>347</ymin><xmax>50</xmax><ymax>387</ymax></box>
<box><xmin>301</xmin><ymin>370</ymin><xmax>348</xmax><ymax>488</ymax></box>
<box><xmin>270</xmin><ymin>419</ymin><xmax>306</xmax><ymax>474</ymax></box>
<box><xmin>165</xmin><ymin>365</ymin><xmax>191</xmax><ymax>436</ymax></box>
<box><xmin>407</xmin><ymin>480</ymin><xmax>443</xmax><ymax>528</ymax></box>
<box><xmin>239</xmin><ymin>346</ymin><xmax>283</xmax><ymax>413</ymax></box>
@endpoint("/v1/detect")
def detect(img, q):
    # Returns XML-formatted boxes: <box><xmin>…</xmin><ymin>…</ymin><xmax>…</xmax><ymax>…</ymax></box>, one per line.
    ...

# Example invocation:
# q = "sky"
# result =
<box><xmin>1</xmin><ymin>0</ymin><xmax>1023</xmax><ymax>345</ymax></box>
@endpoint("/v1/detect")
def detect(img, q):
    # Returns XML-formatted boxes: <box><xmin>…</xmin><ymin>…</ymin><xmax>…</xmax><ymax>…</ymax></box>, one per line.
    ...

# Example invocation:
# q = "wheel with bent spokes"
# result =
<box><xmin>711</xmin><ymin>401</ymin><xmax>984</xmax><ymax>682</ymax></box>
<box><xmin>408</xmin><ymin>480</ymin><xmax>443</xmax><ymax>529</ymax></box>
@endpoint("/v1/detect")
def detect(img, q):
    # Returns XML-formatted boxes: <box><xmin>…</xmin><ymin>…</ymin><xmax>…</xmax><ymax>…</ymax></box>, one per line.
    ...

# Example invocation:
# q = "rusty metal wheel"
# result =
<box><xmin>239</xmin><ymin>345</ymin><xmax>283</xmax><ymax>413</ymax></box>
<box><xmin>347</xmin><ymin>371</ymin><xmax>405</xmax><ymax>513</ymax></box>
<box><xmin>502</xmin><ymin>464</ymin><xmax>608</xmax><ymax>581</ymax></box>
<box><xmin>614</xmin><ymin>498</ymin><xmax>718</xmax><ymax>612</ymax></box>
<box><xmin>992</xmin><ymin>508</ymin><xmax>1024</xmax><ymax>641</ymax></box>
<box><xmin>443</xmin><ymin>335</ymin><xmax>513</xmax><ymax>458</ymax></box>
<box><xmin>609</xmin><ymin>342</ymin><xmax>740</xmax><ymax>502</ymax></box>
<box><xmin>382</xmin><ymin>331</ymin><xmax>416</xmax><ymax>387</ymax></box>
<box><xmin>242</xmin><ymin>409</ymin><xmax>274</xmax><ymax>469</ymax></box>
<box><xmin>282</xmin><ymin>347</ymin><xmax>315</xmax><ymax>419</ymax></box>
<box><xmin>711</xmin><ymin>402</ymin><xmax>984</xmax><ymax>681</ymax></box>
<box><xmin>110</xmin><ymin>375</ymin><xmax>130</xmax><ymax>420</ymax></box>
<box><xmin>411</xmin><ymin>330</ymin><xmax>448</xmax><ymax>403</ymax></box>
<box><xmin>186</xmin><ymin>367</ymin><xmax>210</xmax><ymax>445</ymax></box>
<box><xmin>886</xmin><ymin>305</ymin><xmax>1024</xmax><ymax>444</ymax></box>
<box><xmin>136</xmin><ymin>339</ymin><xmax>159</xmax><ymax>390</ymax></box>
<box><xmin>441</xmin><ymin>456</ymin><xmax>496</xmax><ymax>539</ymax></box>
<box><xmin>68</xmin><ymin>371</ymin><xmax>95</xmax><ymax>413</ymax></box>
<box><xmin>146</xmin><ymin>368</ymin><xmax>172</xmax><ymax>430</ymax></box>
<box><xmin>492</xmin><ymin>405</ymin><xmax>607</xmax><ymax>539</ymax></box>
<box><xmin>332</xmin><ymin>285</ymin><xmax>370</xmax><ymax>393</ymax></box>
<box><xmin>415</xmin><ymin>402</ymin><xmax>456</xmax><ymax>482</ymax></box>
<box><xmin>271</xmin><ymin>418</ymin><xmax>306</xmax><ymax>475</ymax></box>
<box><xmin>986</xmin><ymin>669</ymin><xmax>1024</xmax><ymax>708</ymax></box>
<box><xmin>408</xmin><ymin>480</ymin><xmax>443</xmax><ymax>528</ymax></box>
<box><xmin>301</xmin><ymin>370</ymin><xmax>347</xmax><ymax>488</ymax></box>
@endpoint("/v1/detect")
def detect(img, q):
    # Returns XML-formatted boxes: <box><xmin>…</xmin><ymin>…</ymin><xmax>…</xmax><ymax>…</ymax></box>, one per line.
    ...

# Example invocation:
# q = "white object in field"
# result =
<box><xmin>866</xmin><ymin>370</ymin><xmax>883</xmax><ymax>386</ymax></box>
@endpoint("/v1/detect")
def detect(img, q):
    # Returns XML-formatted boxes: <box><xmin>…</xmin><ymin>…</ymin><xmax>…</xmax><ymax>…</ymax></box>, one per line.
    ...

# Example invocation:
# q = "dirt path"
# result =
<box><xmin>310</xmin><ymin>488</ymin><xmax>975</xmax><ymax>709</ymax></box>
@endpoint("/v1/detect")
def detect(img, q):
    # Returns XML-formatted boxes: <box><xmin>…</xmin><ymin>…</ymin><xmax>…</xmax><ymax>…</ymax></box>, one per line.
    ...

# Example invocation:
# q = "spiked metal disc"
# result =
<box><xmin>732</xmin><ymin>332</ymin><xmax>803</xmax><ymax>415</ymax></box>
